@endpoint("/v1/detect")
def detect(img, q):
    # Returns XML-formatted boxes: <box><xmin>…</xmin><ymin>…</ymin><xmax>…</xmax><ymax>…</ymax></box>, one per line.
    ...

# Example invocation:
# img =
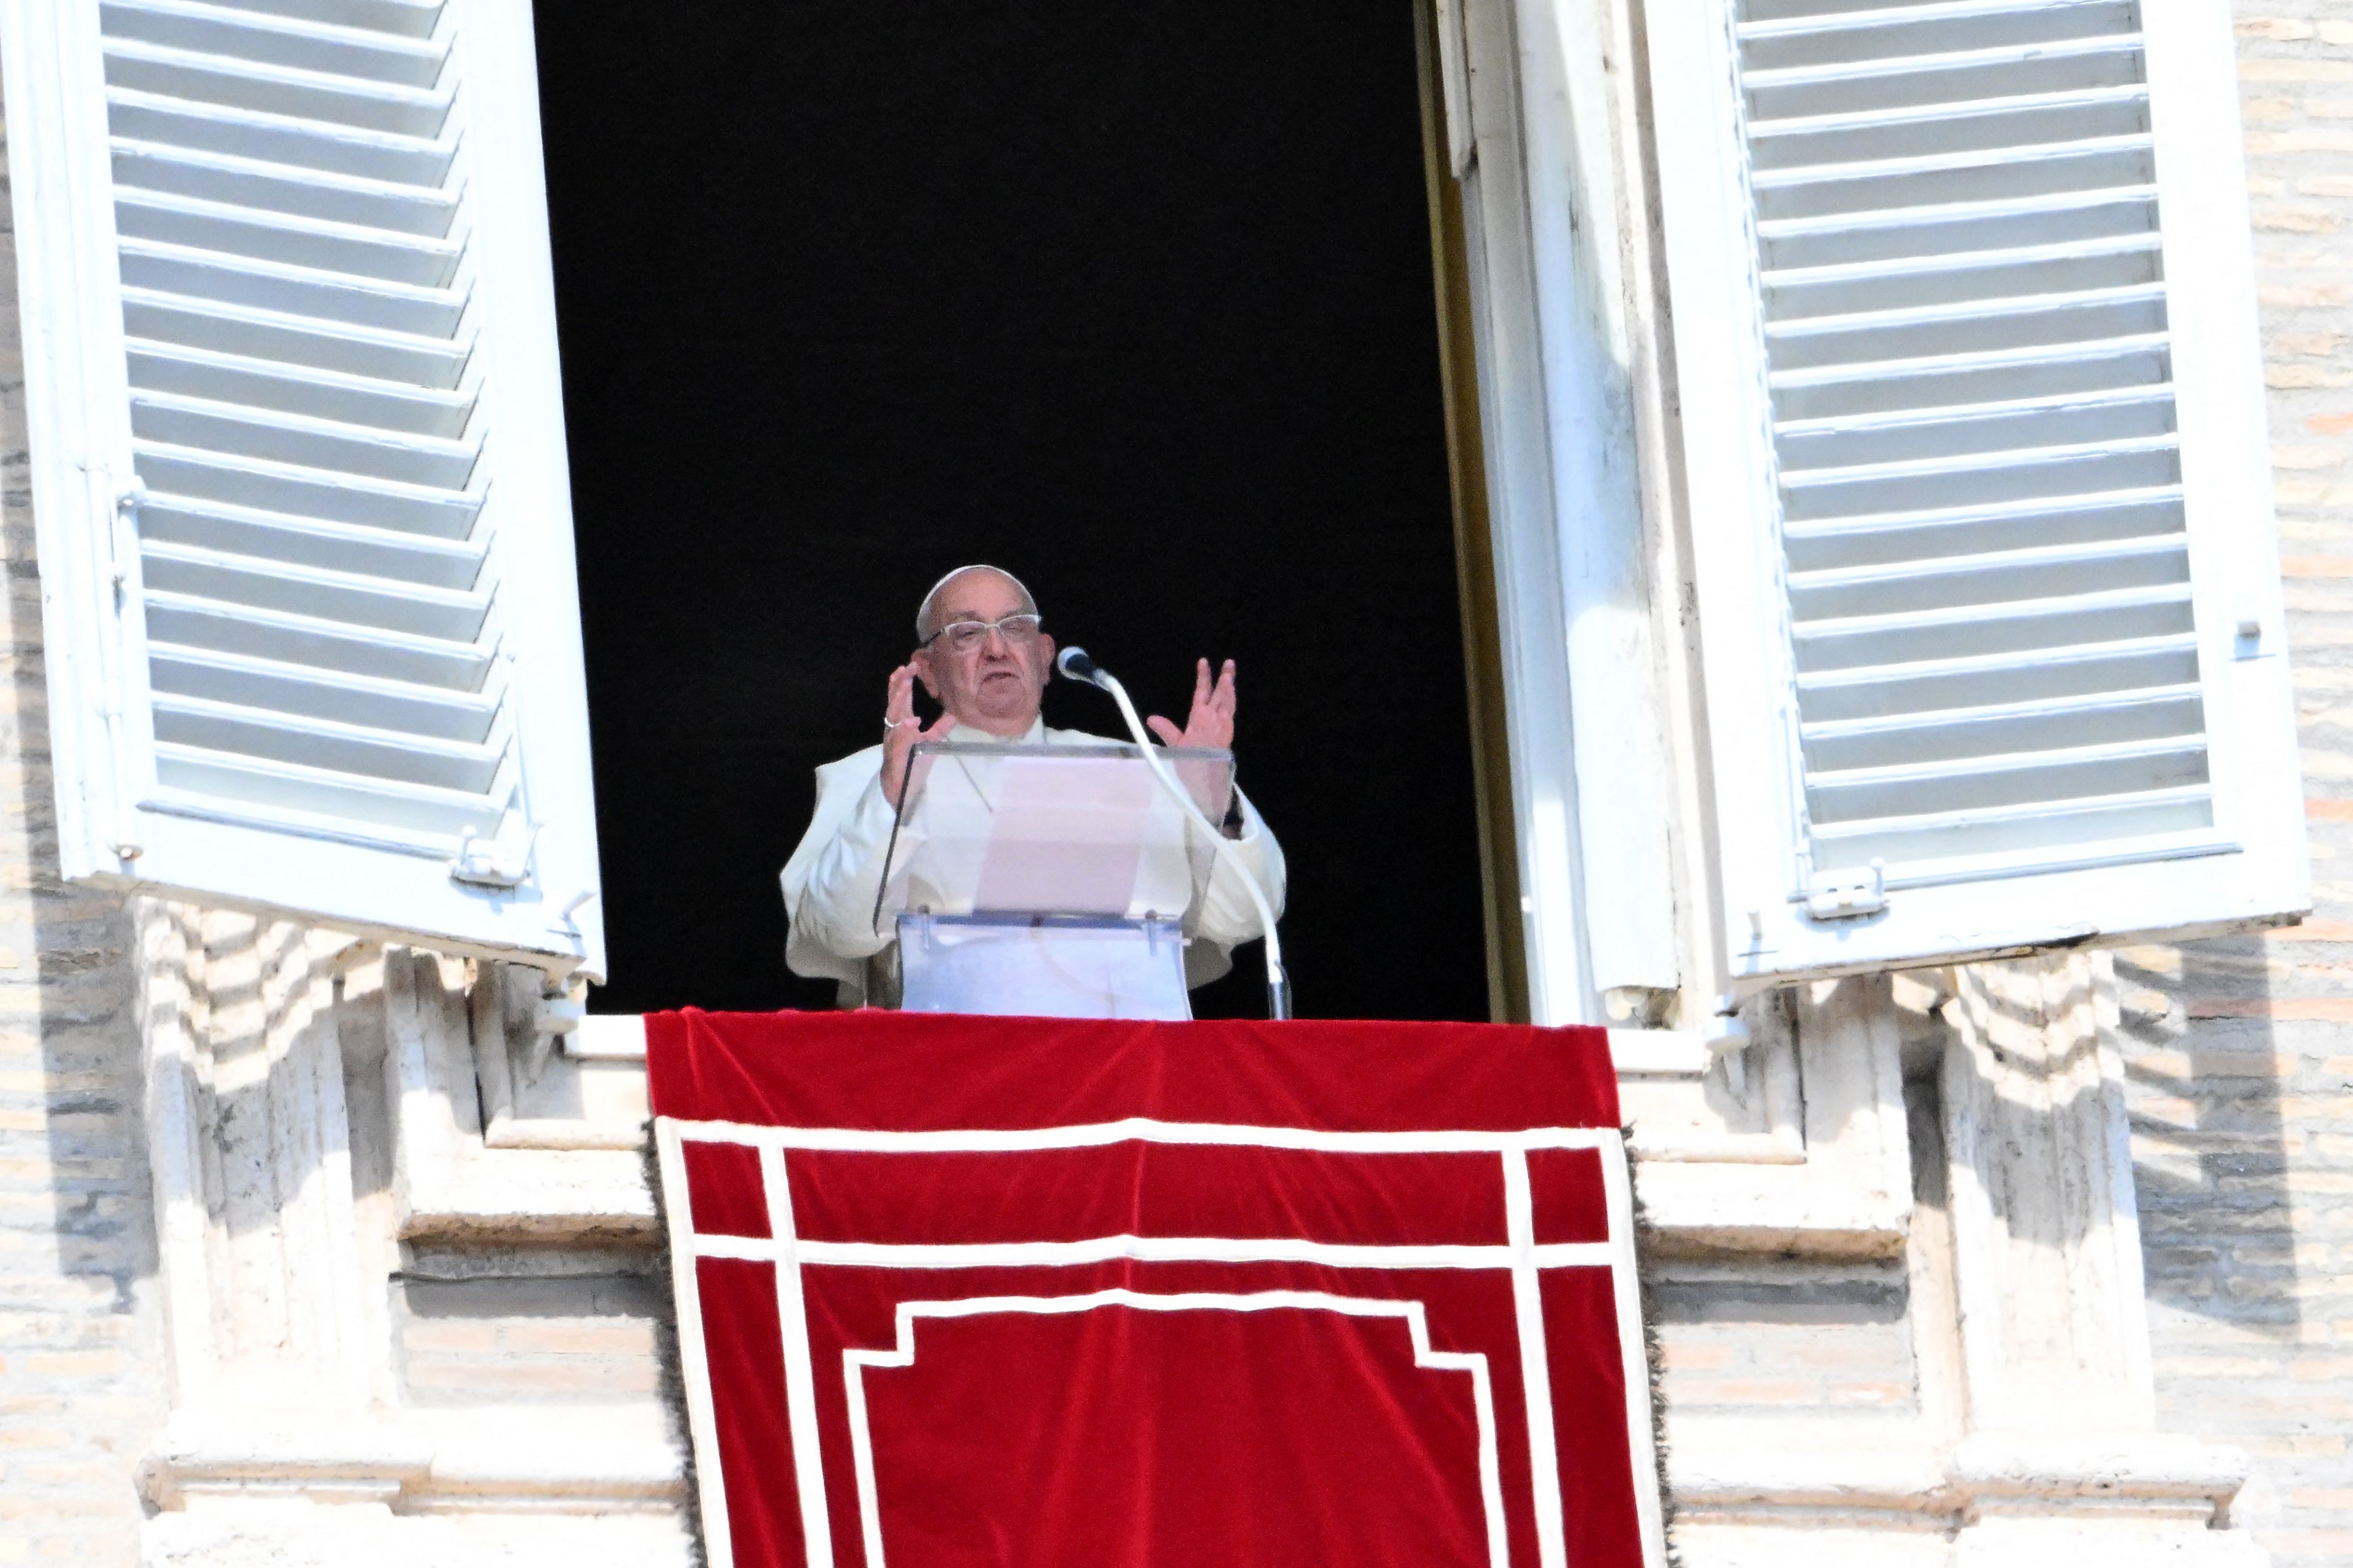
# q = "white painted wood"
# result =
<box><xmin>2</xmin><ymin>0</ymin><xmax>605</xmax><ymax>976</ymax></box>
<box><xmin>0</xmin><ymin>0</ymin><xmax>146</xmax><ymax>886</ymax></box>
<box><xmin>1648</xmin><ymin>0</ymin><xmax>2307</xmax><ymax>987</ymax></box>
<box><xmin>1513</xmin><ymin>0</ymin><xmax>1682</xmax><ymax>995</ymax></box>
<box><xmin>1435</xmin><ymin>0</ymin><xmax>1475</xmax><ymax>176</ymax></box>
<box><xmin>1453</xmin><ymin>0</ymin><xmax>1598</xmax><ymax>1023</ymax></box>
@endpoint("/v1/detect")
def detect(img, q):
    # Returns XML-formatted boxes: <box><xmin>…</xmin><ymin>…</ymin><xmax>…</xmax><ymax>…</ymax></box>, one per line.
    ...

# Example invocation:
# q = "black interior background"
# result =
<box><xmin>535</xmin><ymin>1</ymin><xmax>1489</xmax><ymax>1019</ymax></box>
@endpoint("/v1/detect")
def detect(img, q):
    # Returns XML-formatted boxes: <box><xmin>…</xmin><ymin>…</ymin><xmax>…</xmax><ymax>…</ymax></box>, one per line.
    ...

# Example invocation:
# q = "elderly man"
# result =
<box><xmin>781</xmin><ymin>565</ymin><xmax>1286</xmax><ymax>1006</ymax></box>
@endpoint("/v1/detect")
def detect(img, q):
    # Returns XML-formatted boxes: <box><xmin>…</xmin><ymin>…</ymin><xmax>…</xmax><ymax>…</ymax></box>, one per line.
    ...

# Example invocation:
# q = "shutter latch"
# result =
<box><xmin>451</xmin><ymin>824</ymin><xmax>533</xmax><ymax>889</ymax></box>
<box><xmin>1804</xmin><ymin>860</ymin><xmax>1886</xmax><ymax>921</ymax></box>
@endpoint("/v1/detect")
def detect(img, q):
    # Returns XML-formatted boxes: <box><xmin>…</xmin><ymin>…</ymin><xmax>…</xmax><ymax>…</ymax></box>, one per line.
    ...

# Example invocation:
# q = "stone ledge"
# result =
<box><xmin>144</xmin><ymin>1512</ymin><xmax>694</xmax><ymax>1568</ymax></box>
<box><xmin>140</xmin><ymin>1404</ymin><xmax>685</xmax><ymax>1516</ymax></box>
<box><xmin>1634</xmin><ymin>1164</ymin><xmax>1911</xmax><ymax>1259</ymax></box>
<box><xmin>1952</xmin><ymin>1433</ymin><xmax>2251</xmax><ymax>1508</ymax></box>
<box><xmin>1664</xmin><ymin>1417</ymin><xmax>2254</xmax><ymax>1532</ymax></box>
<box><xmin>1667</xmin><ymin>1415</ymin><xmax>1950</xmax><ymax>1515</ymax></box>
<box><xmin>396</xmin><ymin>1142</ymin><xmax>658</xmax><ymax>1245</ymax></box>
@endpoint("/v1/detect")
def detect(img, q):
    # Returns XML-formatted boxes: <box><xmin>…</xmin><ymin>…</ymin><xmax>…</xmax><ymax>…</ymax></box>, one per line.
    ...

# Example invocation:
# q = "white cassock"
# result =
<box><xmin>781</xmin><ymin>716</ymin><xmax>1286</xmax><ymax>1007</ymax></box>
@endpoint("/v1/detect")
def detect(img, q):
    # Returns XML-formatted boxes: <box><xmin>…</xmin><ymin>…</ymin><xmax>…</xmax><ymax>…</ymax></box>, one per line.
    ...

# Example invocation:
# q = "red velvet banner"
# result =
<box><xmin>650</xmin><ymin>1009</ymin><xmax>1663</xmax><ymax>1568</ymax></box>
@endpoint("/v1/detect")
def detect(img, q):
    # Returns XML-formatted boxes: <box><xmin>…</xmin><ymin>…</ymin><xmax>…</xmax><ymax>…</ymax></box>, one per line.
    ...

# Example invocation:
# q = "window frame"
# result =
<box><xmin>1432</xmin><ymin>0</ymin><xmax>1696</xmax><ymax>1025</ymax></box>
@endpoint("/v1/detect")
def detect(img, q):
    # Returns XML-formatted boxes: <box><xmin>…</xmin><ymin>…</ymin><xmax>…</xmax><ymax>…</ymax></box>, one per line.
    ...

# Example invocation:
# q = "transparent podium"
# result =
<box><xmin>873</xmin><ymin>742</ymin><xmax>1236</xmax><ymax>1020</ymax></box>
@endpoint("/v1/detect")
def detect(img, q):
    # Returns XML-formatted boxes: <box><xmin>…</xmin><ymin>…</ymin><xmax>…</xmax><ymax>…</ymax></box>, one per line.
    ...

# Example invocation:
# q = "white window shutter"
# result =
<box><xmin>1649</xmin><ymin>0</ymin><xmax>2307</xmax><ymax>986</ymax></box>
<box><xmin>1</xmin><ymin>0</ymin><xmax>604</xmax><ymax>977</ymax></box>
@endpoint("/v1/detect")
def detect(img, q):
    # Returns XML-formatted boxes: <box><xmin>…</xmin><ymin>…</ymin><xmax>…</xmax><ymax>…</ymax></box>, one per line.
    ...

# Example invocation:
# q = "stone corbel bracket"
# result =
<box><xmin>380</xmin><ymin>950</ymin><xmax>654</xmax><ymax>1244</ymax></box>
<box><xmin>1623</xmin><ymin>978</ymin><xmax>1914</xmax><ymax>1259</ymax></box>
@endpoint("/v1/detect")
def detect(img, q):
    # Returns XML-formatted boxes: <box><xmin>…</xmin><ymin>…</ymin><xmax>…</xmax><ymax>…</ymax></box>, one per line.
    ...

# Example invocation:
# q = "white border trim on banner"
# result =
<box><xmin>841</xmin><ymin>1290</ymin><xmax>1509</xmax><ymax>1568</ymax></box>
<box><xmin>652</xmin><ymin>1120</ymin><xmax>735</xmax><ymax>1567</ymax></box>
<box><xmin>657</xmin><ymin>1118</ymin><xmax>1658</xmax><ymax>1568</ymax></box>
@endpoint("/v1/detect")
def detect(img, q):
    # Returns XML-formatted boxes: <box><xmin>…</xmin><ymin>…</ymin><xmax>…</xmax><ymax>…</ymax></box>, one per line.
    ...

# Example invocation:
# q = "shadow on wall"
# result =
<box><xmin>0</xmin><ymin>185</ymin><xmax>171</xmax><ymax>1548</ymax></box>
<box><xmin>2115</xmin><ymin>935</ymin><xmax>2299</xmax><ymax>1338</ymax></box>
<box><xmin>21</xmin><ymin>703</ymin><xmax>153</xmax><ymax>1320</ymax></box>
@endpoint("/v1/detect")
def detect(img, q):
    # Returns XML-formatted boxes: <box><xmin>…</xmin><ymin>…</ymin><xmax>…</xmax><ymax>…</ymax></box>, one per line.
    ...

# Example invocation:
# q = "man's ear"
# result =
<box><xmin>1037</xmin><ymin>632</ymin><xmax>1056</xmax><ymax>675</ymax></box>
<box><xmin>910</xmin><ymin>649</ymin><xmax>942</xmax><ymax>701</ymax></box>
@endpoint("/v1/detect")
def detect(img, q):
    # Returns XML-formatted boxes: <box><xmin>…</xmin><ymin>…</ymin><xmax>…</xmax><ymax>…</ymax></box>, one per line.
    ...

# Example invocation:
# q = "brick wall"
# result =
<box><xmin>395</xmin><ymin>1266</ymin><xmax>666</xmax><ymax>1407</ymax></box>
<box><xmin>1650</xmin><ymin>1257</ymin><xmax>1920</xmax><ymax>1419</ymax></box>
<box><xmin>0</xmin><ymin>124</ymin><xmax>165</xmax><ymax>1567</ymax></box>
<box><xmin>2117</xmin><ymin>9</ymin><xmax>2353</xmax><ymax>1564</ymax></box>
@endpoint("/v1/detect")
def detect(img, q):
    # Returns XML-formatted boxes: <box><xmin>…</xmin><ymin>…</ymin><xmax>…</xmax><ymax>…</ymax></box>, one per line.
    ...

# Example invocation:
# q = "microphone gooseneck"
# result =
<box><xmin>1060</xmin><ymin>648</ymin><xmax>1289</xmax><ymax>1020</ymax></box>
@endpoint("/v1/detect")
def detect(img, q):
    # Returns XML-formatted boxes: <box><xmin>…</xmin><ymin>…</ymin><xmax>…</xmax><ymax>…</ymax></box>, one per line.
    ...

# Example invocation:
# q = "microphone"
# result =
<box><xmin>1049</xmin><ymin>642</ymin><xmax>1290</xmax><ymax>1019</ymax></box>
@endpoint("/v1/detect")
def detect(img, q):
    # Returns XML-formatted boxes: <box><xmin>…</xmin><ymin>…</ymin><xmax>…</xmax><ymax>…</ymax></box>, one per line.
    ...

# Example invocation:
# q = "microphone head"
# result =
<box><xmin>1056</xmin><ymin>646</ymin><xmax>1102</xmax><ymax>684</ymax></box>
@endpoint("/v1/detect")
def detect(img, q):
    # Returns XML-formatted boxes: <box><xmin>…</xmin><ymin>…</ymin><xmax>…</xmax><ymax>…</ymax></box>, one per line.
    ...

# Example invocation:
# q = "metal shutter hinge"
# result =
<box><xmin>1804</xmin><ymin>860</ymin><xmax>1886</xmax><ymax>921</ymax></box>
<box><xmin>109</xmin><ymin>482</ymin><xmax>146</xmax><ymax>599</ymax></box>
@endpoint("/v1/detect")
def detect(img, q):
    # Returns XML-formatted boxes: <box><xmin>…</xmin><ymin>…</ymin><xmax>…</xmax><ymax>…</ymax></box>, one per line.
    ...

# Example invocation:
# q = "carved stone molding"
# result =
<box><xmin>1633</xmin><ymin>976</ymin><xmax>1915</xmax><ymax>1258</ymax></box>
<box><xmin>131</xmin><ymin>902</ymin><xmax>689</xmax><ymax>1566</ymax></box>
<box><xmin>1933</xmin><ymin>952</ymin><xmax>2259</xmax><ymax>1566</ymax></box>
<box><xmin>127</xmin><ymin>903</ymin><xmax>2273</xmax><ymax>1567</ymax></box>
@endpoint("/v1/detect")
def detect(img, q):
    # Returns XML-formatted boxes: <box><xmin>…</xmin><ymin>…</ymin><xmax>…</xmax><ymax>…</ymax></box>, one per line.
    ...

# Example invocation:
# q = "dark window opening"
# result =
<box><xmin>537</xmin><ymin>1</ymin><xmax>1489</xmax><ymax>1020</ymax></box>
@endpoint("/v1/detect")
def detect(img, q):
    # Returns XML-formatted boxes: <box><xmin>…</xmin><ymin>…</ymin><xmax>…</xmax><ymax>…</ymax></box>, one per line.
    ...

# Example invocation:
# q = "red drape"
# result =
<box><xmin>651</xmin><ymin>1009</ymin><xmax>1656</xmax><ymax>1568</ymax></box>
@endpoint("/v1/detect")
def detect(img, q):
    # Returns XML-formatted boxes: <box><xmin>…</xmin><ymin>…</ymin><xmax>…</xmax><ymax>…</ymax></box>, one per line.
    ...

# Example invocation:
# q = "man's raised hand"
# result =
<box><xmin>1147</xmin><ymin>659</ymin><xmax>1239</xmax><ymax>825</ymax></box>
<box><xmin>881</xmin><ymin>662</ymin><xmax>957</xmax><ymax>807</ymax></box>
<box><xmin>1146</xmin><ymin>658</ymin><xmax>1237</xmax><ymax>751</ymax></box>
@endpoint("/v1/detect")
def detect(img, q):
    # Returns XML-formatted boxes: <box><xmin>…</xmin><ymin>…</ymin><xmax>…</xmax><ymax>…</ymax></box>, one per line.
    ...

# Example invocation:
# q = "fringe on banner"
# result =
<box><xmin>1626</xmin><ymin>1123</ymin><xmax>1684</xmax><ymax>1568</ymax></box>
<box><xmin>642</xmin><ymin>1130</ymin><xmax>710</xmax><ymax>1568</ymax></box>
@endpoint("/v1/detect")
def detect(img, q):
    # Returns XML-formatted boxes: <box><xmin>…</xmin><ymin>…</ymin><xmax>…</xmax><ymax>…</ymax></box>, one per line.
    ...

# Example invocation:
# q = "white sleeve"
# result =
<box><xmin>1190</xmin><ymin>788</ymin><xmax>1286</xmax><ymax>950</ymax></box>
<box><xmin>781</xmin><ymin>751</ymin><xmax>901</xmax><ymax>982</ymax></box>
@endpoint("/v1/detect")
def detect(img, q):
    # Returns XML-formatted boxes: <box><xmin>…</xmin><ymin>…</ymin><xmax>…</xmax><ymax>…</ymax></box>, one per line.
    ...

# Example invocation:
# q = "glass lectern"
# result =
<box><xmin>873</xmin><ymin>742</ymin><xmax>1236</xmax><ymax>1019</ymax></box>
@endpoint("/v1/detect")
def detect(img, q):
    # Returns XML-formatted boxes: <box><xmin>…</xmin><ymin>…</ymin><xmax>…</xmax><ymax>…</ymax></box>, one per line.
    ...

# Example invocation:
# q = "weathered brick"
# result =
<box><xmin>498</xmin><ymin>1320</ymin><xmax>660</xmax><ymax>1357</ymax></box>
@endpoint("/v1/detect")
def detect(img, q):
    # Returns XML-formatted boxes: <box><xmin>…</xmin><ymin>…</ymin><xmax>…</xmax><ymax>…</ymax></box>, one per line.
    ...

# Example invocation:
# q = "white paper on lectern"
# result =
<box><xmin>889</xmin><ymin>750</ymin><xmax>1201</xmax><ymax>921</ymax></box>
<box><xmin>973</xmin><ymin>754</ymin><xmax>1153</xmax><ymax>913</ymax></box>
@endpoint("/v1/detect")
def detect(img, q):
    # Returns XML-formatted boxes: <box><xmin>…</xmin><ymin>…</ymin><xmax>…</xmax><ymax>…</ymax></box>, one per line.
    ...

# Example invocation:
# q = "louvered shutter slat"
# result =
<box><xmin>4</xmin><ymin>0</ymin><xmax>602</xmax><ymax>972</ymax></box>
<box><xmin>117</xmin><ymin>193</ymin><xmax>464</xmax><ymax>283</ymax></box>
<box><xmin>102</xmin><ymin>39</ymin><xmax>452</xmax><ymax>139</ymax></box>
<box><xmin>120</xmin><ymin>248</ymin><xmax>469</xmax><ymax>335</ymax></box>
<box><xmin>128</xmin><ymin>341</ymin><xmax>477</xmax><ymax>434</ymax></box>
<box><xmin>138</xmin><ymin>495</ymin><xmax>487</xmax><ymax>583</ymax></box>
<box><xmin>226</xmin><ymin>0</ymin><xmax>444</xmax><ymax>40</ymax></box>
<box><xmin>123</xmin><ymin>293</ymin><xmax>474</xmax><ymax>385</ymax></box>
<box><xmin>148</xmin><ymin>645</ymin><xmax>496</xmax><ymax>739</ymax></box>
<box><xmin>1652</xmin><ymin>0</ymin><xmax>2304</xmax><ymax>980</ymax></box>
<box><xmin>150</xmin><ymin>746</ymin><xmax>503</xmax><ymax>840</ymax></box>
<box><xmin>144</xmin><ymin>593</ymin><xmax>493</xmax><ymax>685</ymax></box>
<box><xmin>100</xmin><ymin>0</ymin><xmax>449</xmax><ymax>81</ymax></box>
<box><xmin>113</xmin><ymin>142</ymin><xmax>461</xmax><ymax>235</ymax></box>
<box><xmin>107</xmin><ymin>89</ymin><xmax>458</xmax><ymax>184</ymax></box>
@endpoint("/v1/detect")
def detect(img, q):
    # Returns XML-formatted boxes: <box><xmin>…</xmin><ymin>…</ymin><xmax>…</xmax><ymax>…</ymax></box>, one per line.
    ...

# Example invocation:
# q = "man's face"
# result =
<box><xmin>910</xmin><ymin>569</ymin><xmax>1055</xmax><ymax>736</ymax></box>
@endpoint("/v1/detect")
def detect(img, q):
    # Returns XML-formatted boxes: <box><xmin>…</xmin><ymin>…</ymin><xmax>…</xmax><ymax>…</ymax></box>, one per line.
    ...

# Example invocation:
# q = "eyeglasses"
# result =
<box><xmin>926</xmin><ymin>612</ymin><xmax>1043</xmax><ymax>655</ymax></box>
